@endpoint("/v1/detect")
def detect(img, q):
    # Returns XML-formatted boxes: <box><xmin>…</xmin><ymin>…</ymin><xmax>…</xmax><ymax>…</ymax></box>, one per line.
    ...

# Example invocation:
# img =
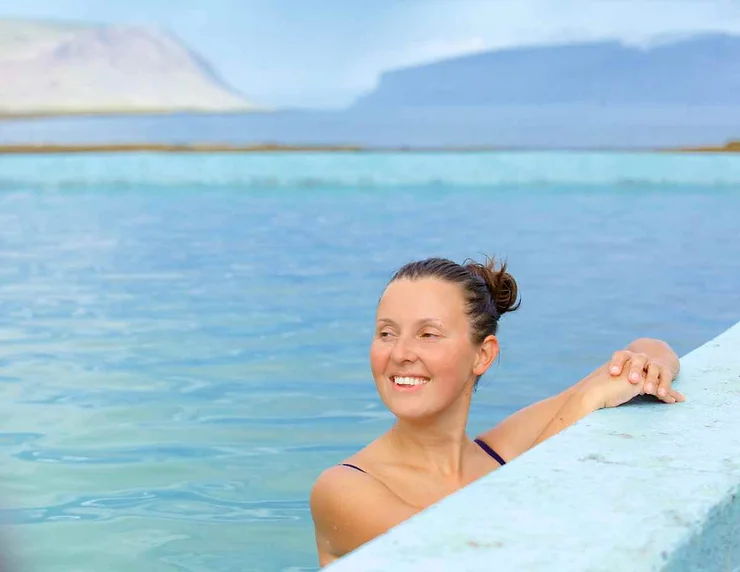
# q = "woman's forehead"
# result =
<box><xmin>378</xmin><ymin>278</ymin><xmax>465</xmax><ymax>318</ymax></box>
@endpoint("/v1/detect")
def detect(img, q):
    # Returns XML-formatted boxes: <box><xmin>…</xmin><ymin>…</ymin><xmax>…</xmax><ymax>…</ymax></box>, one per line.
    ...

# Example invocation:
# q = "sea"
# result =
<box><xmin>0</xmin><ymin>130</ymin><xmax>739</xmax><ymax>571</ymax></box>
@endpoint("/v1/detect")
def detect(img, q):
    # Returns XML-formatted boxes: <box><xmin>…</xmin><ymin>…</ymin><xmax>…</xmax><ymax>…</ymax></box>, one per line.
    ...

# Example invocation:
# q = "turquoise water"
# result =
<box><xmin>0</xmin><ymin>152</ymin><xmax>738</xmax><ymax>571</ymax></box>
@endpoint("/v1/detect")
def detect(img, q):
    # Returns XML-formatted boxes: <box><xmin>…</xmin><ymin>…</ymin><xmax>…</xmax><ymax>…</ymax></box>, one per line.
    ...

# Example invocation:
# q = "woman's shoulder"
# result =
<box><xmin>310</xmin><ymin>440</ymin><xmax>390</xmax><ymax>509</ymax></box>
<box><xmin>328</xmin><ymin>435</ymin><xmax>388</xmax><ymax>477</ymax></box>
<box><xmin>310</xmin><ymin>442</ymin><xmax>419</xmax><ymax>563</ymax></box>
<box><xmin>310</xmin><ymin>464</ymin><xmax>419</xmax><ymax>564</ymax></box>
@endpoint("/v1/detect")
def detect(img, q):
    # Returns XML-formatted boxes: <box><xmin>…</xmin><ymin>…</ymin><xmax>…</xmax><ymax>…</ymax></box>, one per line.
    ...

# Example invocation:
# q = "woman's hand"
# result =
<box><xmin>607</xmin><ymin>349</ymin><xmax>685</xmax><ymax>405</ymax></box>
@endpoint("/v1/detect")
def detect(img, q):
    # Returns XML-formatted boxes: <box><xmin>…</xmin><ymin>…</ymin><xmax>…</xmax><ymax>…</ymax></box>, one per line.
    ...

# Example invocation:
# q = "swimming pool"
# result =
<box><xmin>0</xmin><ymin>151</ymin><xmax>738</xmax><ymax>571</ymax></box>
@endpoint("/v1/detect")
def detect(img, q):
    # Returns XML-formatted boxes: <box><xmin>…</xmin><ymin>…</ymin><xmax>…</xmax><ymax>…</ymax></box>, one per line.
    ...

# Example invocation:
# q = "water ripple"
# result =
<box><xmin>14</xmin><ymin>444</ymin><xmax>234</xmax><ymax>464</ymax></box>
<box><xmin>0</xmin><ymin>432</ymin><xmax>44</xmax><ymax>446</ymax></box>
<box><xmin>5</xmin><ymin>489</ymin><xmax>309</xmax><ymax>525</ymax></box>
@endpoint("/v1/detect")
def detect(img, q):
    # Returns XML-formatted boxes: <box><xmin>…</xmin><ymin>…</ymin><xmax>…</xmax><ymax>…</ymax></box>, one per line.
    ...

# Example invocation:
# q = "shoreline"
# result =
<box><xmin>0</xmin><ymin>108</ymin><xmax>267</xmax><ymax>120</ymax></box>
<box><xmin>0</xmin><ymin>141</ymin><xmax>738</xmax><ymax>154</ymax></box>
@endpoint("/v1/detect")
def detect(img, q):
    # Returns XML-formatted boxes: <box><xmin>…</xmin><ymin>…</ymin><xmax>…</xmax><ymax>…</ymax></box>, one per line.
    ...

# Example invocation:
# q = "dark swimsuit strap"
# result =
<box><xmin>339</xmin><ymin>463</ymin><xmax>367</xmax><ymax>474</ymax></box>
<box><xmin>339</xmin><ymin>440</ymin><xmax>505</xmax><ymax>474</ymax></box>
<box><xmin>474</xmin><ymin>438</ymin><xmax>506</xmax><ymax>466</ymax></box>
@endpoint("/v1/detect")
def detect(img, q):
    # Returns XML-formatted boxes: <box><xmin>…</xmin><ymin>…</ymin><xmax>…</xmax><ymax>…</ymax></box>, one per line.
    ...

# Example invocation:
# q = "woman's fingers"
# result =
<box><xmin>628</xmin><ymin>353</ymin><xmax>649</xmax><ymax>385</ymax></box>
<box><xmin>669</xmin><ymin>388</ymin><xmax>686</xmax><ymax>402</ymax></box>
<box><xmin>644</xmin><ymin>362</ymin><xmax>661</xmax><ymax>396</ymax></box>
<box><xmin>609</xmin><ymin>351</ymin><xmax>630</xmax><ymax>377</ymax></box>
<box><xmin>608</xmin><ymin>352</ymin><xmax>686</xmax><ymax>404</ymax></box>
<box><xmin>654</xmin><ymin>367</ymin><xmax>673</xmax><ymax>399</ymax></box>
<box><xmin>653</xmin><ymin>370</ymin><xmax>686</xmax><ymax>403</ymax></box>
<box><xmin>658</xmin><ymin>388</ymin><xmax>685</xmax><ymax>404</ymax></box>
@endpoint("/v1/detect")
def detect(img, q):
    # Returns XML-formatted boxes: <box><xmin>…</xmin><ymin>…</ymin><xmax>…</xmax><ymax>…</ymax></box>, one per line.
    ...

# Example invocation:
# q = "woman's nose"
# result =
<box><xmin>389</xmin><ymin>335</ymin><xmax>417</xmax><ymax>363</ymax></box>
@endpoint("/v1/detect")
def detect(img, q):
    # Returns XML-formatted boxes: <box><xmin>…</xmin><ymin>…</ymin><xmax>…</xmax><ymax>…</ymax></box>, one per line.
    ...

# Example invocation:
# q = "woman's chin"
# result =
<box><xmin>379</xmin><ymin>379</ymin><xmax>458</xmax><ymax>417</ymax></box>
<box><xmin>383</xmin><ymin>399</ymin><xmax>442</xmax><ymax>422</ymax></box>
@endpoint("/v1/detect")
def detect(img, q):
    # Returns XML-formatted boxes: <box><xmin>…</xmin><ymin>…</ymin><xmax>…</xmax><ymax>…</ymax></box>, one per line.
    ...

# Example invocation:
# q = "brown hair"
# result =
<box><xmin>389</xmin><ymin>256</ymin><xmax>520</xmax><ymax>387</ymax></box>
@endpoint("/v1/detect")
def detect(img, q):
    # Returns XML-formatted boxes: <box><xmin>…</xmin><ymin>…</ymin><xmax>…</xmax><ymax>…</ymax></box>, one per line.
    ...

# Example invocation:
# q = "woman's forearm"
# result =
<box><xmin>531</xmin><ymin>384</ymin><xmax>602</xmax><ymax>446</ymax></box>
<box><xmin>478</xmin><ymin>385</ymin><xmax>580</xmax><ymax>461</ymax></box>
<box><xmin>478</xmin><ymin>363</ymin><xmax>609</xmax><ymax>461</ymax></box>
<box><xmin>480</xmin><ymin>339</ymin><xmax>679</xmax><ymax>460</ymax></box>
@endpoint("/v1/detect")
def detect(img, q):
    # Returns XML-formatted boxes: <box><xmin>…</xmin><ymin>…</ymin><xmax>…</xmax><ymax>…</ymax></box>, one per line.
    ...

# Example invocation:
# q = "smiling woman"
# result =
<box><xmin>309</xmin><ymin>256</ymin><xmax>684</xmax><ymax>567</ymax></box>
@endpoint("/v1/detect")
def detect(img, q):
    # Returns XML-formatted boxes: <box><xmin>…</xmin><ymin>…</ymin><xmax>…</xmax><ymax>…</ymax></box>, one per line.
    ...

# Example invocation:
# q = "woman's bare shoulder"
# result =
<box><xmin>310</xmin><ymin>462</ymin><xmax>419</xmax><ymax>566</ymax></box>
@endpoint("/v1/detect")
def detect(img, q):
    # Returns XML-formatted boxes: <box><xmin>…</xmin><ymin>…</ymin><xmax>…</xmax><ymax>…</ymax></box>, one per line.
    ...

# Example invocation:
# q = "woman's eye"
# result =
<box><xmin>421</xmin><ymin>332</ymin><xmax>439</xmax><ymax>338</ymax></box>
<box><xmin>378</xmin><ymin>331</ymin><xmax>393</xmax><ymax>338</ymax></box>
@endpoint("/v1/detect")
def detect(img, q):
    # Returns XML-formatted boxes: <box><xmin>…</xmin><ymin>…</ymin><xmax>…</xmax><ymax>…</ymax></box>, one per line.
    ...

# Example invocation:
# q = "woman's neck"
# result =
<box><xmin>387</xmin><ymin>406</ymin><xmax>472</xmax><ymax>479</ymax></box>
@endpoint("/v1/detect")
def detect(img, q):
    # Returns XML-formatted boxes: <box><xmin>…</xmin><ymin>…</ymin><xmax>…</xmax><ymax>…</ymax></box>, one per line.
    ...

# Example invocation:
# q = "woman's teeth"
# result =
<box><xmin>393</xmin><ymin>376</ymin><xmax>429</xmax><ymax>386</ymax></box>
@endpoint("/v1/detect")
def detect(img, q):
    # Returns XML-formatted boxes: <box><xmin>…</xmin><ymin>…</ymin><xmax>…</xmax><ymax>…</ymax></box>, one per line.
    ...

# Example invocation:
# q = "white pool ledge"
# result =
<box><xmin>328</xmin><ymin>320</ymin><xmax>740</xmax><ymax>571</ymax></box>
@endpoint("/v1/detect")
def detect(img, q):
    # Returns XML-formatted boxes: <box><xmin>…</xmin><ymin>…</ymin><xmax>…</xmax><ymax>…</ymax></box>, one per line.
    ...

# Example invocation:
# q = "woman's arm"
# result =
<box><xmin>477</xmin><ymin>338</ymin><xmax>683</xmax><ymax>462</ymax></box>
<box><xmin>530</xmin><ymin>363</ymin><xmax>634</xmax><ymax>446</ymax></box>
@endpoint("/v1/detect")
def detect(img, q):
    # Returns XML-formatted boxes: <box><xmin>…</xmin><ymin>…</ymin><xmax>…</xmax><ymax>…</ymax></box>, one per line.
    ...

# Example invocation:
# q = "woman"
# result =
<box><xmin>310</xmin><ymin>256</ymin><xmax>683</xmax><ymax>567</ymax></box>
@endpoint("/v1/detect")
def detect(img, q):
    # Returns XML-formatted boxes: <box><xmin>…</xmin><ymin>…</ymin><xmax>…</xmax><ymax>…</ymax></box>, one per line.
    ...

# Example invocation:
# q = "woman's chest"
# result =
<box><xmin>379</xmin><ymin>467</ymin><xmax>488</xmax><ymax>509</ymax></box>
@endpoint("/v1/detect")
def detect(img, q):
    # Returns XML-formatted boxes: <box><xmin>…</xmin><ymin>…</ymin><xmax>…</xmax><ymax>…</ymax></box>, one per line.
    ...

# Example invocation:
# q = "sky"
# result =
<box><xmin>1</xmin><ymin>0</ymin><xmax>739</xmax><ymax>108</ymax></box>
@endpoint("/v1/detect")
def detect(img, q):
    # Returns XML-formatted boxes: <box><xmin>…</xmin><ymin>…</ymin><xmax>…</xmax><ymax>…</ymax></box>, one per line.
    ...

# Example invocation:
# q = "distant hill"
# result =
<box><xmin>0</xmin><ymin>19</ymin><xmax>257</xmax><ymax>116</ymax></box>
<box><xmin>354</xmin><ymin>34</ymin><xmax>740</xmax><ymax>108</ymax></box>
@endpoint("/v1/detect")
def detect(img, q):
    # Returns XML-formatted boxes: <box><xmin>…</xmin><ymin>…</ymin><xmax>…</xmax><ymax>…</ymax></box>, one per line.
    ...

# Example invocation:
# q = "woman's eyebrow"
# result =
<box><xmin>376</xmin><ymin>318</ymin><xmax>444</xmax><ymax>327</ymax></box>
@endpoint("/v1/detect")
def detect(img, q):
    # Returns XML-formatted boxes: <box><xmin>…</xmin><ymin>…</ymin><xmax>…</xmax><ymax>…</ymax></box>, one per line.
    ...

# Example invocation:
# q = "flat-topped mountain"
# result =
<box><xmin>354</xmin><ymin>33</ymin><xmax>740</xmax><ymax>108</ymax></box>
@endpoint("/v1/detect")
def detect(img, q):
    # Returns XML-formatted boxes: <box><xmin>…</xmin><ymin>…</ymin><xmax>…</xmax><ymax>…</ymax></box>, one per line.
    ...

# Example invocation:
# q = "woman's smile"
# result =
<box><xmin>390</xmin><ymin>375</ymin><xmax>431</xmax><ymax>391</ymax></box>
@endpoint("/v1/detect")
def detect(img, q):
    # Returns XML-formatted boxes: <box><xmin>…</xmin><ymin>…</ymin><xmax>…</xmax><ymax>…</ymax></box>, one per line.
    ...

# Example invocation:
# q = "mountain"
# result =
<box><xmin>353</xmin><ymin>33</ymin><xmax>740</xmax><ymax>108</ymax></box>
<box><xmin>0</xmin><ymin>19</ymin><xmax>257</xmax><ymax>116</ymax></box>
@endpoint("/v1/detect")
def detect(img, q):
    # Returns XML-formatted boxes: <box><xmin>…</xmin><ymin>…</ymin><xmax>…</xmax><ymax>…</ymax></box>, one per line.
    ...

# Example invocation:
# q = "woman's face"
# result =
<box><xmin>369</xmin><ymin>277</ymin><xmax>496</xmax><ymax>420</ymax></box>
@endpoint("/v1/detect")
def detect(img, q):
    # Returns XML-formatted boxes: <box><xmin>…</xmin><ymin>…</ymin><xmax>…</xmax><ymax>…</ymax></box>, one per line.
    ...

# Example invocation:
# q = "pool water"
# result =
<box><xmin>0</xmin><ymin>151</ymin><xmax>738</xmax><ymax>571</ymax></box>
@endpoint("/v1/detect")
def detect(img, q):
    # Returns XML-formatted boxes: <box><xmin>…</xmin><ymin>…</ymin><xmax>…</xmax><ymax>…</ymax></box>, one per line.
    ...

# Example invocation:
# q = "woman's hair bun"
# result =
<box><xmin>465</xmin><ymin>256</ymin><xmax>521</xmax><ymax>317</ymax></box>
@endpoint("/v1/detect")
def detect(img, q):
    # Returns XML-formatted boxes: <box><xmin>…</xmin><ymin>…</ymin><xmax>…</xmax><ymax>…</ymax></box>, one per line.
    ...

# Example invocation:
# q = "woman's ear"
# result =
<box><xmin>473</xmin><ymin>335</ymin><xmax>499</xmax><ymax>376</ymax></box>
